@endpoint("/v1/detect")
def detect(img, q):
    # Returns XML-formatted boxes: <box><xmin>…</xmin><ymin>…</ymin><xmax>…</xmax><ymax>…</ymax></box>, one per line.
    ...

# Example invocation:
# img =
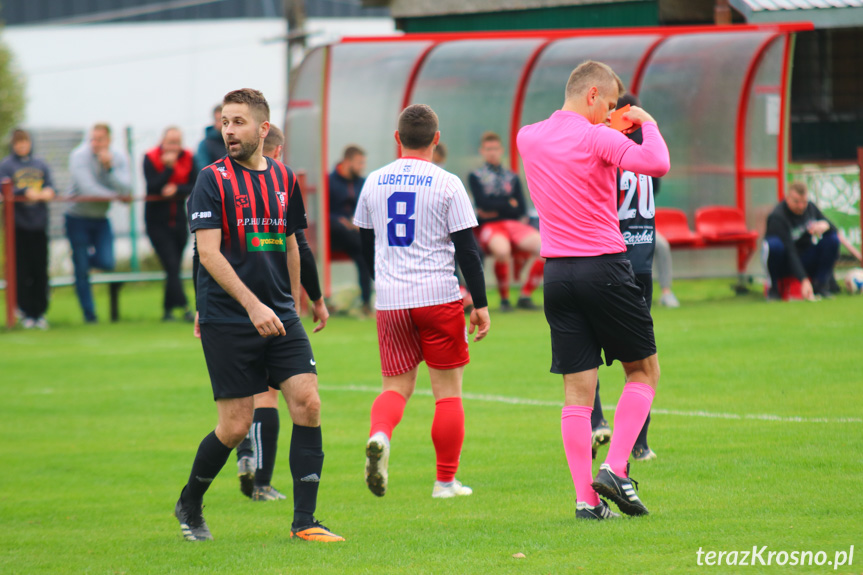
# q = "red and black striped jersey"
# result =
<box><xmin>189</xmin><ymin>156</ymin><xmax>307</xmax><ymax>324</ymax></box>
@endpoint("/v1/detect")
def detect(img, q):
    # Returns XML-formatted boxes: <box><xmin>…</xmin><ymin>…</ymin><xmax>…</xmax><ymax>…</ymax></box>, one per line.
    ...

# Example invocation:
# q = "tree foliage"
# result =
<box><xmin>0</xmin><ymin>3</ymin><xmax>25</xmax><ymax>153</ymax></box>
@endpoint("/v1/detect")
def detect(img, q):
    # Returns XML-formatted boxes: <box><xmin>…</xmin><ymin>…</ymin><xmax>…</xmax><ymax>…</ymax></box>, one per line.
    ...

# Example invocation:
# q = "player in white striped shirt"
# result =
<box><xmin>354</xmin><ymin>104</ymin><xmax>491</xmax><ymax>499</ymax></box>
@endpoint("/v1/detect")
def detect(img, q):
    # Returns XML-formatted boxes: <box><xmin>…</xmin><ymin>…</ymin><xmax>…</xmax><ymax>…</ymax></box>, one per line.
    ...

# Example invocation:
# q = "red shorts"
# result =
<box><xmin>477</xmin><ymin>220</ymin><xmax>537</xmax><ymax>252</ymax></box>
<box><xmin>376</xmin><ymin>301</ymin><xmax>469</xmax><ymax>377</ymax></box>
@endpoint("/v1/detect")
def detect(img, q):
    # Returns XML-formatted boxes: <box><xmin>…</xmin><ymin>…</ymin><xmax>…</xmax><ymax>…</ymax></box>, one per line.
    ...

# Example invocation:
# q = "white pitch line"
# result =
<box><xmin>318</xmin><ymin>384</ymin><xmax>862</xmax><ymax>424</ymax></box>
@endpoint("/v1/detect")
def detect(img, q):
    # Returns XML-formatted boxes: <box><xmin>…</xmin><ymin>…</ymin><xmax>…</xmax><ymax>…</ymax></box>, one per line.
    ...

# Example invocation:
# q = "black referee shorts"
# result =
<box><xmin>200</xmin><ymin>318</ymin><xmax>317</xmax><ymax>400</ymax></box>
<box><xmin>543</xmin><ymin>254</ymin><xmax>656</xmax><ymax>375</ymax></box>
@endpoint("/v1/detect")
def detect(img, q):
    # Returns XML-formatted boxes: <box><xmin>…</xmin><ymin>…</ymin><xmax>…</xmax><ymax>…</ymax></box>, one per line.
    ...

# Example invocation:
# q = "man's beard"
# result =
<box><xmin>228</xmin><ymin>138</ymin><xmax>259</xmax><ymax>162</ymax></box>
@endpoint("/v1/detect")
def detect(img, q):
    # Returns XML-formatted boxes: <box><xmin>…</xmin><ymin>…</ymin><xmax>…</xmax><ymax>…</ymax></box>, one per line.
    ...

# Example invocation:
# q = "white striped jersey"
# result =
<box><xmin>354</xmin><ymin>157</ymin><xmax>478</xmax><ymax>310</ymax></box>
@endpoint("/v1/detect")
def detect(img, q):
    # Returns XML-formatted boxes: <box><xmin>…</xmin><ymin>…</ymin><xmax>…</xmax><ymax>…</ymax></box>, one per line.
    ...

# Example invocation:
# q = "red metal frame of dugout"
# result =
<box><xmin>340</xmin><ymin>23</ymin><xmax>812</xmax><ymax>44</ymax></box>
<box><xmin>509</xmin><ymin>39</ymin><xmax>554</xmax><ymax>175</ymax></box>
<box><xmin>320</xmin><ymin>45</ymin><xmax>333</xmax><ymax>297</ymax></box>
<box><xmin>315</xmin><ymin>22</ymin><xmax>814</xmax><ymax>295</ymax></box>
<box><xmin>777</xmin><ymin>34</ymin><xmax>793</xmax><ymax>200</ymax></box>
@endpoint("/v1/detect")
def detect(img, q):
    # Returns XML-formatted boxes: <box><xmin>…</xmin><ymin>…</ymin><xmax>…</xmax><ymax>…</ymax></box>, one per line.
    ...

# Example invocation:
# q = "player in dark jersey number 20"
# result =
<box><xmin>592</xmin><ymin>93</ymin><xmax>659</xmax><ymax>463</ymax></box>
<box><xmin>174</xmin><ymin>88</ymin><xmax>343</xmax><ymax>543</ymax></box>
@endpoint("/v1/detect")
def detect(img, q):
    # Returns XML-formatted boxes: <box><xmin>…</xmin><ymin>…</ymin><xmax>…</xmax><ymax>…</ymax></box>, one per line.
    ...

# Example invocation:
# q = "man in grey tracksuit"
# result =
<box><xmin>65</xmin><ymin>123</ymin><xmax>132</xmax><ymax>323</ymax></box>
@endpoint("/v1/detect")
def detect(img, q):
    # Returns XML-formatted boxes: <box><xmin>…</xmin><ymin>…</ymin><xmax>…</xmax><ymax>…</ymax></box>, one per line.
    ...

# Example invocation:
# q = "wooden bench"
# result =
<box><xmin>655</xmin><ymin>206</ymin><xmax>759</xmax><ymax>291</ymax></box>
<box><xmin>1</xmin><ymin>271</ymin><xmax>191</xmax><ymax>322</ymax></box>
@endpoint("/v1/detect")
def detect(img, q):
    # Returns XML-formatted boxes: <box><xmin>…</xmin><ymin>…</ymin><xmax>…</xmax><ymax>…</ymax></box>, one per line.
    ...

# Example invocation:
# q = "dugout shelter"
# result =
<box><xmin>283</xmin><ymin>23</ymin><xmax>813</xmax><ymax>296</ymax></box>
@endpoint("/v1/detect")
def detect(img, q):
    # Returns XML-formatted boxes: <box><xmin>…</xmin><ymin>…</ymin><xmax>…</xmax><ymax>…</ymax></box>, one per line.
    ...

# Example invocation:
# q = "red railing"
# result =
<box><xmin>2</xmin><ymin>179</ymin><xmax>16</xmax><ymax>329</ymax></box>
<box><xmin>1</xmin><ymin>192</ymin><xmax>183</xmax><ymax>329</ymax></box>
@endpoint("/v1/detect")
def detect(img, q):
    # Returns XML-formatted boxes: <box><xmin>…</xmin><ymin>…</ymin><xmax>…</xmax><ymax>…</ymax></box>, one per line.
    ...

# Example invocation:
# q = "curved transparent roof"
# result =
<box><xmin>288</xmin><ymin>24</ymin><xmax>808</xmax><ymax>279</ymax></box>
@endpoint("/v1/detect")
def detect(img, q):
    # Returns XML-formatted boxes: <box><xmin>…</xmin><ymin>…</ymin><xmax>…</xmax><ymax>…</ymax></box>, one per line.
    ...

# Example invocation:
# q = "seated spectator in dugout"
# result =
<box><xmin>763</xmin><ymin>182</ymin><xmax>844</xmax><ymax>300</ymax></box>
<box><xmin>329</xmin><ymin>145</ymin><xmax>372</xmax><ymax>315</ymax></box>
<box><xmin>468</xmin><ymin>131</ymin><xmax>543</xmax><ymax>312</ymax></box>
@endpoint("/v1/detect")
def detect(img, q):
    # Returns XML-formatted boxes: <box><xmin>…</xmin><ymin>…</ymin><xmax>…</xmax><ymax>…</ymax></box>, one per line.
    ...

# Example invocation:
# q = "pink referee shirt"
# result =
<box><xmin>516</xmin><ymin>110</ymin><xmax>670</xmax><ymax>258</ymax></box>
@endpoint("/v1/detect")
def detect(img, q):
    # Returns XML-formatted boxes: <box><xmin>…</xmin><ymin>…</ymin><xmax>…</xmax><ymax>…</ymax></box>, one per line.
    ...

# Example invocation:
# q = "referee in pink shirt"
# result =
<box><xmin>517</xmin><ymin>61</ymin><xmax>670</xmax><ymax>520</ymax></box>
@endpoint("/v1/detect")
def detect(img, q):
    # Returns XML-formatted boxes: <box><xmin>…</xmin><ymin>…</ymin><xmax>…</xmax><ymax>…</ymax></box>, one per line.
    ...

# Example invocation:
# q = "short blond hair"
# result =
<box><xmin>480</xmin><ymin>131</ymin><xmax>502</xmax><ymax>146</ymax></box>
<box><xmin>565</xmin><ymin>60</ymin><xmax>624</xmax><ymax>102</ymax></box>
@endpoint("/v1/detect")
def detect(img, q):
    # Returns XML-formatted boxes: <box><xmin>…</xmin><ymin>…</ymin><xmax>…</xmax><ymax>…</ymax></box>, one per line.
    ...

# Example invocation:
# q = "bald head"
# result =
<box><xmin>564</xmin><ymin>60</ymin><xmax>624</xmax><ymax>104</ymax></box>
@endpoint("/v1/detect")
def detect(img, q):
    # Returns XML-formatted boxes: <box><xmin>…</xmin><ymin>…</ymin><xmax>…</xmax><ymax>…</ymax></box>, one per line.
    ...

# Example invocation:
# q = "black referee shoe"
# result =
<box><xmin>591</xmin><ymin>463</ymin><xmax>649</xmax><ymax>516</ymax></box>
<box><xmin>174</xmin><ymin>497</ymin><xmax>213</xmax><ymax>541</ymax></box>
<box><xmin>576</xmin><ymin>499</ymin><xmax>620</xmax><ymax>520</ymax></box>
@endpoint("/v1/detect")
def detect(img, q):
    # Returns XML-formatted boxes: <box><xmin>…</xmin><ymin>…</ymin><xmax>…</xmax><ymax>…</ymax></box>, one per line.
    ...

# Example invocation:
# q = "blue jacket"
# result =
<box><xmin>195</xmin><ymin>125</ymin><xmax>227</xmax><ymax>169</ymax></box>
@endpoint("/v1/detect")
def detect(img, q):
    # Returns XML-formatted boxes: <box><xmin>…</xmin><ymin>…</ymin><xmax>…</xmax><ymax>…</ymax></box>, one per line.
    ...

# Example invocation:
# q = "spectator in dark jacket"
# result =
<box><xmin>144</xmin><ymin>127</ymin><xmax>197</xmax><ymax>321</ymax></box>
<box><xmin>328</xmin><ymin>145</ymin><xmax>372</xmax><ymax>314</ymax></box>
<box><xmin>764</xmin><ymin>182</ymin><xmax>839</xmax><ymax>300</ymax></box>
<box><xmin>195</xmin><ymin>104</ymin><xmax>226</xmax><ymax>169</ymax></box>
<box><xmin>0</xmin><ymin>129</ymin><xmax>56</xmax><ymax>329</ymax></box>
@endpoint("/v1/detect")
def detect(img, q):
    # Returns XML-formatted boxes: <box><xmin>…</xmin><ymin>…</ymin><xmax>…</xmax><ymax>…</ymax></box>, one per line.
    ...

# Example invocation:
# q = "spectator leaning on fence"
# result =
<box><xmin>144</xmin><ymin>126</ymin><xmax>197</xmax><ymax>322</ymax></box>
<box><xmin>0</xmin><ymin>129</ymin><xmax>56</xmax><ymax>329</ymax></box>
<box><xmin>65</xmin><ymin>123</ymin><xmax>132</xmax><ymax>323</ymax></box>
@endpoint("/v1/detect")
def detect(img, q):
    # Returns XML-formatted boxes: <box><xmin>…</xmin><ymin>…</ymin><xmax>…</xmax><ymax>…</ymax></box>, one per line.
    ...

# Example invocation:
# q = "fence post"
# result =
<box><xmin>126</xmin><ymin>126</ymin><xmax>140</xmax><ymax>272</ymax></box>
<box><xmin>2</xmin><ymin>178</ymin><xmax>17</xmax><ymax>329</ymax></box>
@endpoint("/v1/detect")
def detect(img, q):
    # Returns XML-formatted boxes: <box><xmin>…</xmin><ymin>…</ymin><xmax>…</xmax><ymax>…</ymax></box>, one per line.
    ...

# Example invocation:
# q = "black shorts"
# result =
<box><xmin>543</xmin><ymin>254</ymin><xmax>656</xmax><ymax>375</ymax></box>
<box><xmin>634</xmin><ymin>272</ymin><xmax>653</xmax><ymax>312</ymax></box>
<box><xmin>200</xmin><ymin>319</ymin><xmax>316</xmax><ymax>400</ymax></box>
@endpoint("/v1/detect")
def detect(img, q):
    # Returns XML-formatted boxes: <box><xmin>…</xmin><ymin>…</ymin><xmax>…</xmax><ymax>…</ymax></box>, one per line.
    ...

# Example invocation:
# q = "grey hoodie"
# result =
<box><xmin>65</xmin><ymin>142</ymin><xmax>132</xmax><ymax>219</ymax></box>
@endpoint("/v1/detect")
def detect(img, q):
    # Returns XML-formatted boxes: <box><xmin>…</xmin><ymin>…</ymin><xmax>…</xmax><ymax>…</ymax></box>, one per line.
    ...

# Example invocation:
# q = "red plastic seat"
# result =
<box><xmin>330</xmin><ymin>250</ymin><xmax>351</xmax><ymax>262</ymax></box>
<box><xmin>694</xmin><ymin>206</ymin><xmax>758</xmax><ymax>243</ymax></box>
<box><xmin>654</xmin><ymin>208</ymin><xmax>703</xmax><ymax>246</ymax></box>
<box><xmin>694</xmin><ymin>206</ymin><xmax>759</xmax><ymax>276</ymax></box>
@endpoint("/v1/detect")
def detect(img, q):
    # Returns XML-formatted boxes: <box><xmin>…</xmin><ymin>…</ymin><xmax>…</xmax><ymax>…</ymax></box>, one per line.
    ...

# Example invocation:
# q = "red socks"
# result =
<box><xmin>431</xmin><ymin>397</ymin><xmax>464</xmax><ymax>482</ymax></box>
<box><xmin>372</xmin><ymin>392</ymin><xmax>465</xmax><ymax>483</ymax></box>
<box><xmin>369</xmin><ymin>390</ymin><xmax>407</xmax><ymax>439</ymax></box>
<box><xmin>561</xmin><ymin>405</ymin><xmax>600</xmax><ymax>506</ymax></box>
<box><xmin>520</xmin><ymin>258</ymin><xmax>545</xmax><ymax>297</ymax></box>
<box><xmin>494</xmin><ymin>261</ymin><xmax>510</xmax><ymax>301</ymax></box>
<box><xmin>605</xmin><ymin>382</ymin><xmax>655</xmax><ymax>477</ymax></box>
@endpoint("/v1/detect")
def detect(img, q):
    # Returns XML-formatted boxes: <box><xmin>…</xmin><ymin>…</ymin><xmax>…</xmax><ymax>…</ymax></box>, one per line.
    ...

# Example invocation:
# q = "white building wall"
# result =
<box><xmin>2</xmin><ymin>17</ymin><xmax>395</xmax><ymax>273</ymax></box>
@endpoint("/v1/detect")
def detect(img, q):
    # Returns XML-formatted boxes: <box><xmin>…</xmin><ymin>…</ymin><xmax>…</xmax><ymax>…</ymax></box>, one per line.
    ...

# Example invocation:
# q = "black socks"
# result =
<box><xmin>289</xmin><ymin>424</ymin><xmax>323</xmax><ymax>528</ymax></box>
<box><xmin>252</xmin><ymin>408</ymin><xmax>280</xmax><ymax>487</ymax></box>
<box><xmin>182</xmin><ymin>431</ymin><xmax>232</xmax><ymax>504</ymax></box>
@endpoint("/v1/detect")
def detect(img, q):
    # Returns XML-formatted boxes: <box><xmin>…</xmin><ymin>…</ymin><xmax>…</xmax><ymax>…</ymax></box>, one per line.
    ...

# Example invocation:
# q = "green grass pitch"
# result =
<box><xmin>1</xmin><ymin>280</ymin><xmax>861</xmax><ymax>574</ymax></box>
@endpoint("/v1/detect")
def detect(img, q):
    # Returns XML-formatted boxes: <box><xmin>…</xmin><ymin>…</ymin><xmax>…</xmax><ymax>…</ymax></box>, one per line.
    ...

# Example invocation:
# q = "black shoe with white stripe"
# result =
<box><xmin>591</xmin><ymin>463</ymin><xmax>649</xmax><ymax>516</ymax></box>
<box><xmin>237</xmin><ymin>456</ymin><xmax>255</xmax><ymax>499</ymax></box>
<box><xmin>174</xmin><ymin>497</ymin><xmax>213</xmax><ymax>541</ymax></box>
<box><xmin>575</xmin><ymin>499</ymin><xmax>620</xmax><ymax>520</ymax></box>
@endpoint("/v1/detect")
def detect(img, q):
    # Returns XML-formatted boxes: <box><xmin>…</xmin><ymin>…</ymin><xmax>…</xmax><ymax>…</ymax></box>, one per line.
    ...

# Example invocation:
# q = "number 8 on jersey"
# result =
<box><xmin>388</xmin><ymin>191</ymin><xmax>417</xmax><ymax>247</ymax></box>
